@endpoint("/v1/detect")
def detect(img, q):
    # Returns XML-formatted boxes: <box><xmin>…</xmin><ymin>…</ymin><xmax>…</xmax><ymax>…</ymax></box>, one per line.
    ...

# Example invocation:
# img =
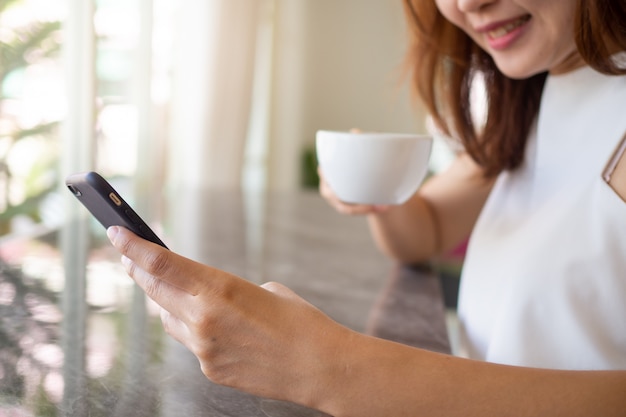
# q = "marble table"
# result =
<box><xmin>0</xmin><ymin>189</ymin><xmax>450</xmax><ymax>416</ymax></box>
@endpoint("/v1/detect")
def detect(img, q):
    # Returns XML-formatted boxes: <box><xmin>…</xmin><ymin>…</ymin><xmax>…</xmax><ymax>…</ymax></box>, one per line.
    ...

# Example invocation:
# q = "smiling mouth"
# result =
<box><xmin>487</xmin><ymin>15</ymin><xmax>531</xmax><ymax>39</ymax></box>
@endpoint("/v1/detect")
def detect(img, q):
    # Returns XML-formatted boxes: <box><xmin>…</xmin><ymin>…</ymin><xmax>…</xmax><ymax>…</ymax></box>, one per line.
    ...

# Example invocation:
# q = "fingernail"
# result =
<box><xmin>106</xmin><ymin>226</ymin><xmax>119</xmax><ymax>243</ymax></box>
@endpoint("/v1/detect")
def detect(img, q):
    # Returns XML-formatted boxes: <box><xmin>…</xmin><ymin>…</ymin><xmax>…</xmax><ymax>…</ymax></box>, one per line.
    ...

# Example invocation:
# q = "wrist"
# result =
<box><xmin>310</xmin><ymin>330</ymin><xmax>395</xmax><ymax>417</ymax></box>
<box><xmin>312</xmin><ymin>331</ymin><xmax>441</xmax><ymax>417</ymax></box>
<box><xmin>303</xmin><ymin>327</ymin><xmax>364</xmax><ymax>414</ymax></box>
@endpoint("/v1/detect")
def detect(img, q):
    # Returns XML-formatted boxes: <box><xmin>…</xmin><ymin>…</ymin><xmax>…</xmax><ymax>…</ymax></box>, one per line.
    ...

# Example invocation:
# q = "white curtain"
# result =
<box><xmin>167</xmin><ymin>0</ymin><xmax>262</xmax><ymax>190</ymax></box>
<box><xmin>166</xmin><ymin>0</ymin><xmax>421</xmax><ymax>193</ymax></box>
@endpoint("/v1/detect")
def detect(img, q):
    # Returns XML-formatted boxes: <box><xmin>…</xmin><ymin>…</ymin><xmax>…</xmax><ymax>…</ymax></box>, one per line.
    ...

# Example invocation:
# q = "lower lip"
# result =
<box><xmin>486</xmin><ymin>19</ymin><xmax>530</xmax><ymax>50</ymax></box>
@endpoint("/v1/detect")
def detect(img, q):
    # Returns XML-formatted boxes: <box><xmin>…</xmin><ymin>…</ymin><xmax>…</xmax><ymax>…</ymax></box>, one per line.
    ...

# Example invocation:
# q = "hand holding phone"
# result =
<box><xmin>66</xmin><ymin>171</ymin><xmax>168</xmax><ymax>249</ymax></box>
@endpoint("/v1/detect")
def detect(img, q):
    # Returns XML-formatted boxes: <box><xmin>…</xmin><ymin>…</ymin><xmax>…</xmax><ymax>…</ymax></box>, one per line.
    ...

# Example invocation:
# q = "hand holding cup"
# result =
<box><xmin>316</xmin><ymin>130</ymin><xmax>433</xmax><ymax>210</ymax></box>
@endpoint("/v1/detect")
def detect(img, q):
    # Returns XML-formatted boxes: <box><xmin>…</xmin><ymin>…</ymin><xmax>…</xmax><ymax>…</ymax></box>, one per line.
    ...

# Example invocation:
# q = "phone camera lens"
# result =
<box><xmin>67</xmin><ymin>184</ymin><xmax>82</xmax><ymax>196</ymax></box>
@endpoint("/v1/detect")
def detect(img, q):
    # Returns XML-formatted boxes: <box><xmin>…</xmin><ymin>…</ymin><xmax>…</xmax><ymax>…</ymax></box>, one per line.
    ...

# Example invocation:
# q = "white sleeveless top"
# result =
<box><xmin>457</xmin><ymin>65</ymin><xmax>626</xmax><ymax>370</ymax></box>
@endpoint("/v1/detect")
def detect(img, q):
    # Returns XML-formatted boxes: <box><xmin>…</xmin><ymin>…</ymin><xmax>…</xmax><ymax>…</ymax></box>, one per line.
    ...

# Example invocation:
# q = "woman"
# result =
<box><xmin>107</xmin><ymin>0</ymin><xmax>626</xmax><ymax>415</ymax></box>
<box><xmin>323</xmin><ymin>0</ymin><xmax>626</xmax><ymax>370</ymax></box>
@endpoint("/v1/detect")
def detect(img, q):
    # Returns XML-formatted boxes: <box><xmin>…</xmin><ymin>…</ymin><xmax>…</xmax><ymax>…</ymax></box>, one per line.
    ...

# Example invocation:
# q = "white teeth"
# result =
<box><xmin>487</xmin><ymin>17</ymin><xmax>528</xmax><ymax>39</ymax></box>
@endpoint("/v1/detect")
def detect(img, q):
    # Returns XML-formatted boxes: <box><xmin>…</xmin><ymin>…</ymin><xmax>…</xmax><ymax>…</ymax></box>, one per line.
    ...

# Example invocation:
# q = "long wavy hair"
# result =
<box><xmin>402</xmin><ymin>0</ymin><xmax>626</xmax><ymax>177</ymax></box>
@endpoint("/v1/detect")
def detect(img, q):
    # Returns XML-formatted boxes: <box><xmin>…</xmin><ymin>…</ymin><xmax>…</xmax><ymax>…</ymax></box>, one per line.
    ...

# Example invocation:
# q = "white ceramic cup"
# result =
<box><xmin>316</xmin><ymin>130</ymin><xmax>433</xmax><ymax>205</ymax></box>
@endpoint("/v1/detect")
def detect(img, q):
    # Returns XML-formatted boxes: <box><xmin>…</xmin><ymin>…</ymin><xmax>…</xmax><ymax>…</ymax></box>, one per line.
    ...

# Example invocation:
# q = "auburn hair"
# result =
<box><xmin>402</xmin><ymin>0</ymin><xmax>626</xmax><ymax>177</ymax></box>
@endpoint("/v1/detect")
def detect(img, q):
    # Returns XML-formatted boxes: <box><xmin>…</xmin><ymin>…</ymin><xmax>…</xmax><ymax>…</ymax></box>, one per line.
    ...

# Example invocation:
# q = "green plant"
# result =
<box><xmin>0</xmin><ymin>0</ymin><xmax>62</xmax><ymax>234</ymax></box>
<box><xmin>300</xmin><ymin>145</ymin><xmax>319</xmax><ymax>189</ymax></box>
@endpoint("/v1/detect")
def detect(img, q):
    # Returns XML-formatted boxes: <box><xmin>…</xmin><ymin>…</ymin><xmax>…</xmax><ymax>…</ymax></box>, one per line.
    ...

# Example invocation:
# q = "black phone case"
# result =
<box><xmin>65</xmin><ymin>171</ymin><xmax>168</xmax><ymax>249</ymax></box>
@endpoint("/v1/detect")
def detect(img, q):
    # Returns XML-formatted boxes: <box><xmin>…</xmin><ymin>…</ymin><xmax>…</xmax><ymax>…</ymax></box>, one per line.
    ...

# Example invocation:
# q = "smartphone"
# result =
<box><xmin>65</xmin><ymin>171</ymin><xmax>168</xmax><ymax>249</ymax></box>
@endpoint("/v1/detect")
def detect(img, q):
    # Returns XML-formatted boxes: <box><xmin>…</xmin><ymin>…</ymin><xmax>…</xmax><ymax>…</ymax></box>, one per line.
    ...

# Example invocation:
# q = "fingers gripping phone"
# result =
<box><xmin>65</xmin><ymin>171</ymin><xmax>168</xmax><ymax>249</ymax></box>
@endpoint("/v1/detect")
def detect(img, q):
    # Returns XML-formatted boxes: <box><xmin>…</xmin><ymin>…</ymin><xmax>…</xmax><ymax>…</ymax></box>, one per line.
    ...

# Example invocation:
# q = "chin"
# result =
<box><xmin>493</xmin><ymin>61</ymin><xmax>547</xmax><ymax>80</ymax></box>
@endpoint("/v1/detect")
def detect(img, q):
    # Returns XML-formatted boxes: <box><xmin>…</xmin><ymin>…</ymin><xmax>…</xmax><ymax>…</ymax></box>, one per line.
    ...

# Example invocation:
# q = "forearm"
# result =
<box><xmin>314</xmin><ymin>332</ymin><xmax>626</xmax><ymax>417</ymax></box>
<box><xmin>367</xmin><ymin>153</ymin><xmax>495</xmax><ymax>264</ymax></box>
<box><xmin>367</xmin><ymin>196</ymin><xmax>439</xmax><ymax>263</ymax></box>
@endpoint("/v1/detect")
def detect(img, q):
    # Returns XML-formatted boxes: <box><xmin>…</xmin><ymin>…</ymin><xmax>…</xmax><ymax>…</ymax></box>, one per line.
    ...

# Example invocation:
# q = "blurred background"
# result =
<box><xmin>0</xmin><ymin>0</ymin><xmax>460</xmax><ymax>413</ymax></box>
<box><xmin>0</xmin><ymin>0</ymin><xmax>437</xmax><ymax>239</ymax></box>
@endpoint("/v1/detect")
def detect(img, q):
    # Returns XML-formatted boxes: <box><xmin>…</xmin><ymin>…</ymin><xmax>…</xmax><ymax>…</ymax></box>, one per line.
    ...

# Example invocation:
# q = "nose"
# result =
<box><xmin>457</xmin><ymin>0</ymin><xmax>496</xmax><ymax>13</ymax></box>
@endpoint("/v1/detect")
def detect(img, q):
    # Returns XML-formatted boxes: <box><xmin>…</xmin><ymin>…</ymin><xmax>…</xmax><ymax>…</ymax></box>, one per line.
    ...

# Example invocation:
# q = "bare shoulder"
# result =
<box><xmin>421</xmin><ymin>153</ymin><xmax>495</xmax><ymax>203</ymax></box>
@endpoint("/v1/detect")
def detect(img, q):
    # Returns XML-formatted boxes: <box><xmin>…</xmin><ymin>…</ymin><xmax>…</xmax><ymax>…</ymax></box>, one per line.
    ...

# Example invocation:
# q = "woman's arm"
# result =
<box><xmin>319</xmin><ymin>331</ymin><xmax>626</xmax><ymax>417</ymax></box>
<box><xmin>107</xmin><ymin>226</ymin><xmax>626</xmax><ymax>417</ymax></box>
<box><xmin>328</xmin><ymin>153</ymin><xmax>495</xmax><ymax>263</ymax></box>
